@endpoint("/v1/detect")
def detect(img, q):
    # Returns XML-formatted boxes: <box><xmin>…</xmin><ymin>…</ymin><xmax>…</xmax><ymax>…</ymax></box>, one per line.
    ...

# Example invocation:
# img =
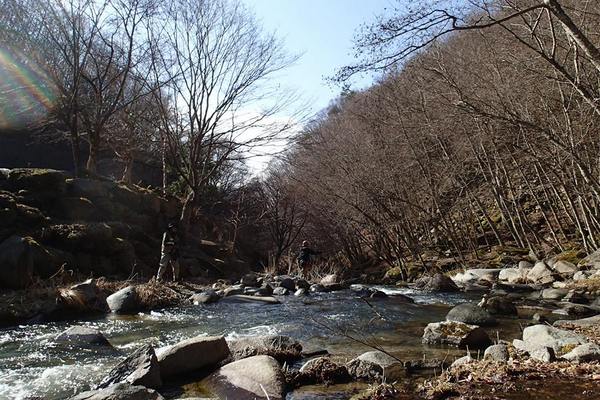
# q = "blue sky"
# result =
<box><xmin>242</xmin><ymin>0</ymin><xmax>394</xmax><ymax>114</ymax></box>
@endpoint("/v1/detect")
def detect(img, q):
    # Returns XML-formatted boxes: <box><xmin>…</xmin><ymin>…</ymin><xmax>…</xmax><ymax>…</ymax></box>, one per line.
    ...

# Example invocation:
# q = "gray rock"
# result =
<box><xmin>106</xmin><ymin>286</ymin><xmax>140</xmax><ymax>314</ymax></box>
<box><xmin>480</xmin><ymin>295</ymin><xmax>517</xmax><ymax>316</ymax></box>
<box><xmin>294</xmin><ymin>288</ymin><xmax>307</xmax><ymax>296</ymax></box>
<box><xmin>272</xmin><ymin>287</ymin><xmax>289</xmax><ymax>296</ymax></box>
<box><xmin>204</xmin><ymin>355</ymin><xmax>285</xmax><ymax>400</ymax></box>
<box><xmin>499</xmin><ymin>267</ymin><xmax>529</xmax><ymax>284</ymax></box>
<box><xmin>190</xmin><ymin>290</ymin><xmax>220</xmax><ymax>305</ymax></box>
<box><xmin>561</xmin><ymin>343</ymin><xmax>600</xmax><ymax>363</ymax></box>
<box><xmin>240</xmin><ymin>274</ymin><xmax>259</xmax><ymax>287</ymax></box>
<box><xmin>223</xmin><ymin>284</ymin><xmax>245</xmax><ymax>297</ymax></box>
<box><xmin>578</xmin><ymin>249</ymin><xmax>600</xmax><ymax>269</ymax></box>
<box><xmin>484</xmin><ymin>344</ymin><xmax>509</xmax><ymax>362</ymax></box>
<box><xmin>518</xmin><ymin>261</ymin><xmax>533</xmax><ymax>269</ymax></box>
<box><xmin>295</xmin><ymin>279</ymin><xmax>310</xmax><ymax>290</ymax></box>
<box><xmin>347</xmin><ymin>351</ymin><xmax>405</xmax><ymax>381</ymax></box>
<box><xmin>278</xmin><ymin>278</ymin><xmax>296</xmax><ymax>291</ymax></box>
<box><xmin>552</xmin><ymin>260</ymin><xmax>578</xmax><ymax>276</ymax></box>
<box><xmin>527</xmin><ymin>262</ymin><xmax>555</xmax><ymax>285</ymax></box>
<box><xmin>554</xmin><ymin>314</ymin><xmax>600</xmax><ymax>328</ymax></box>
<box><xmin>227</xmin><ymin>335</ymin><xmax>302</xmax><ymax>362</ymax></box>
<box><xmin>553</xmin><ymin>303</ymin><xmax>599</xmax><ymax>318</ymax></box>
<box><xmin>309</xmin><ymin>284</ymin><xmax>328</xmax><ymax>293</ymax></box>
<box><xmin>446</xmin><ymin>303</ymin><xmax>497</xmax><ymax>326</ymax></box>
<box><xmin>512</xmin><ymin>339</ymin><xmax>556</xmax><ymax>362</ymax></box>
<box><xmin>522</xmin><ymin>325</ymin><xmax>588</xmax><ymax>356</ymax></box>
<box><xmin>419</xmin><ymin>273</ymin><xmax>459</xmax><ymax>292</ymax></box>
<box><xmin>450</xmin><ymin>355</ymin><xmax>473</xmax><ymax>368</ymax></box>
<box><xmin>220</xmin><ymin>295</ymin><xmax>280</xmax><ymax>305</ymax></box>
<box><xmin>70</xmin><ymin>383</ymin><xmax>164</xmax><ymax>400</ymax></box>
<box><xmin>55</xmin><ymin>326</ymin><xmax>111</xmax><ymax>346</ymax></box>
<box><xmin>573</xmin><ymin>271</ymin><xmax>589</xmax><ymax>281</ymax></box>
<box><xmin>156</xmin><ymin>335</ymin><xmax>229</xmax><ymax>378</ymax></box>
<box><xmin>542</xmin><ymin>288</ymin><xmax>569</xmax><ymax>300</ymax></box>
<box><xmin>97</xmin><ymin>345</ymin><xmax>162</xmax><ymax>389</ymax></box>
<box><xmin>422</xmin><ymin>321</ymin><xmax>492</xmax><ymax>348</ymax></box>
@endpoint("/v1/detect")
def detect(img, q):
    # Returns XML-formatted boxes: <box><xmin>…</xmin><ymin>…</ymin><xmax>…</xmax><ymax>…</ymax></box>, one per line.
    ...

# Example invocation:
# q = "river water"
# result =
<box><xmin>0</xmin><ymin>286</ymin><xmax>520</xmax><ymax>400</ymax></box>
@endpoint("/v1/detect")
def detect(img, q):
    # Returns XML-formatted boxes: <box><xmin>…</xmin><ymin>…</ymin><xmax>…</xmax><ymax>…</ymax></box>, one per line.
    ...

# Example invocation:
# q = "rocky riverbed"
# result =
<box><xmin>2</xmin><ymin>246</ymin><xmax>600</xmax><ymax>400</ymax></box>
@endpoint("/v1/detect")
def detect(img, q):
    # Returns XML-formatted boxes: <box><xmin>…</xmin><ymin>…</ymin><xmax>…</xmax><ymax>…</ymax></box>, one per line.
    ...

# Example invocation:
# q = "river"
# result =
<box><xmin>0</xmin><ymin>286</ymin><xmax>523</xmax><ymax>400</ymax></box>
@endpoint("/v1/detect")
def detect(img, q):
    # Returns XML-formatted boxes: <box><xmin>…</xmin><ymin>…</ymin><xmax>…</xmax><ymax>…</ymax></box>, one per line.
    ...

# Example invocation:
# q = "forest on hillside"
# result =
<box><xmin>1</xmin><ymin>0</ymin><xmax>600</xmax><ymax>279</ymax></box>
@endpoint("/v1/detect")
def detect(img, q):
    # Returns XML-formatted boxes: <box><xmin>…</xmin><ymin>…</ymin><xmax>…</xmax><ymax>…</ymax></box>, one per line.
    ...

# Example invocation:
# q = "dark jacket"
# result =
<box><xmin>298</xmin><ymin>246</ymin><xmax>317</xmax><ymax>263</ymax></box>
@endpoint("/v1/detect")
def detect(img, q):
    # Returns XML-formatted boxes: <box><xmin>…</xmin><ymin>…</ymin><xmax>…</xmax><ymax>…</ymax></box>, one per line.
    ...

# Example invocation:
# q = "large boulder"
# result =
<box><xmin>422</xmin><ymin>321</ymin><xmax>492</xmax><ymax>348</ymax></box>
<box><xmin>578</xmin><ymin>249</ymin><xmax>600</xmax><ymax>269</ymax></box>
<box><xmin>0</xmin><ymin>235</ymin><xmax>35</xmax><ymax>289</ymax></box>
<box><xmin>526</xmin><ymin>262</ymin><xmax>555</xmax><ymax>285</ymax></box>
<box><xmin>298</xmin><ymin>357</ymin><xmax>350</xmax><ymax>384</ymax></box>
<box><xmin>7</xmin><ymin>168</ymin><xmax>67</xmax><ymax>197</ymax></box>
<box><xmin>480</xmin><ymin>295</ymin><xmax>517</xmax><ymax>316</ymax></box>
<box><xmin>541</xmin><ymin>288</ymin><xmax>569</xmax><ymax>300</ymax></box>
<box><xmin>204</xmin><ymin>355</ymin><xmax>285</xmax><ymax>400</ymax></box>
<box><xmin>346</xmin><ymin>351</ymin><xmax>405</xmax><ymax>381</ymax></box>
<box><xmin>418</xmin><ymin>273</ymin><xmax>459</xmax><ymax>292</ymax></box>
<box><xmin>190</xmin><ymin>290</ymin><xmax>220</xmax><ymax>305</ymax></box>
<box><xmin>70</xmin><ymin>383</ymin><xmax>164</xmax><ymax>400</ymax></box>
<box><xmin>227</xmin><ymin>335</ymin><xmax>302</xmax><ymax>362</ymax></box>
<box><xmin>55</xmin><ymin>326</ymin><xmax>111</xmax><ymax>347</ymax></box>
<box><xmin>106</xmin><ymin>286</ymin><xmax>141</xmax><ymax>314</ymax></box>
<box><xmin>522</xmin><ymin>325</ymin><xmax>588</xmax><ymax>356</ymax></box>
<box><xmin>277</xmin><ymin>277</ymin><xmax>296</xmax><ymax>291</ymax></box>
<box><xmin>446</xmin><ymin>303</ymin><xmax>497</xmax><ymax>326</ymax></box>
<box><xmin>156</xmin><ymin>335</ymin><xmax>229</xmax><ymax>378</ymax></box>
<box><xmin>97</xmin><ymin>345</ymin><xmax>162</xmax><ymax>389</ymax></box>
<box><xmin>552</xmin><ymin>260</ymin><xmax>578</xmax><ymax>277</ymax></box>
<box><xmin>484</xmin><ymin>344</ymin><xmax>509</xmax><ymax>362</ymax></box>
<box><xmin>561</xmin><ymin>343</ymin><xmax>600</xmax><ymax>363</ymax></box>
<box><xmin>513</xmin><ymin>339</ymin><xmax>556</xmax><ymax>362</ymax></box>
<box><xmin>499</xmin><ymin>267</ymin><xmax>530</xmax><ymax>284</ymax></box>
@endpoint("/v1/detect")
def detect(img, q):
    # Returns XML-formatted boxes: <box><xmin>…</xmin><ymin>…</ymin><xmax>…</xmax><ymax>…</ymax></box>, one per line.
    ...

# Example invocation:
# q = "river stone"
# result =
<box><xmin>519</xmin><ymin>260</ymin><xmax>533</xmax><ymax>269</ymax></box>
<box><xmin>106</xmin><ymin>286</ymin><xmax>140</xmax><ymax>314</ymax></box>
<box><xmin>512</xmin><ymin>339</ymin><xmax>555</xmax><ymax>362</ymax></box>
<box><xmin>554</xmin><ymin>314</ymin><xmax>600</xmax><ymax>328</ymax></box>
<box><xmin>350</xmin><ymin>284</ymin><xmax>372</xmax><ymax>297</ymax></box>
<box><xmin>562</xmin><ymin>290</ymin><xmax>588</xmax><ymax>304</ymax></box>
<box><xmin>552</xmin><ymin>260</ymin><xmax>578</xmax><ymax>276</ymax></box>
<box><xmin>423</xmin><ymin>273</ymin><xmax>459</xmax><ymax>292</ymax></box>
<box><xmin>309</xmin><ymin>284</ymin><xmax>328</xmax><ymax>293</ymax></box>
<box><xmin>220</xmin><ymin>295</ymin><xmax>280</xmax><ymax>305</ymax></box>
<box><xmin>227</xmin><ymin>335</ymin><xmax>302</xmax><ymax>362</ymax></box>
<box><xmin>295</xmin><ymin>279</ymin><xmax>310</xmax><ymax>290</ymax></box>
<box><xmin>190</xmin><ymin>290</ymin><xmax>220</xmax><ymax>305</ymax></box>
<box><xmin>347</xmin><ymin>351</ymin><xmax>405</xmax><ymax>381</ymax></box>
<box><xmin>522</xmin><ymin>325</ymin><xmax>588</xmax><ymax>355</ymax></box>
<box><xmin>484</xmin><ymin>344</ymin><xmax>509</xmax><ymax>362</ymax></box>
<box><xmin>422</xmin><ymin>321</ymin><xmax>492</xmax><ymax>348</ymax></box>
<box><xmin>450</xmin><ymin>355</ymin><xmax>473</xmax><ymax>368</ymax></box>
<box><xmin>578</xmin><ymin>249</ymin><xmax>600</xmax><ymax>269</ymax></box>
<box><xmin>446</xmin><ymin>303</ymin><xmax>497</xmax><ymax>326</ymax></box>
<box><xmin>240</xmin><ymin>274</ymin><xmax>259</xmax><ymax>287</ymax></box>
<box><xmin>55</xmin><ymin>326</ymin><xmax>111</xmax><ymax>346</ymax></box>
<box><xmin>542</xmin><ymin>288</ymin><xmax>569</xmax><ymax>300</ymax></box>
<box><xmin>527</xmin><ymin>262</ymin><xmax>555</xmax><ymax>285</ymax></box>
<box><xmin>298</xmin><ymin>357</ymin><xmax>350</xmax><ymax>384</ymax></box>
<box><xmin>498</xmin><ymin>268</ymin><xmax>528</xmax><ymax>284</ymax></box>
<box><xmin>480</xmin><ymin>296</ymin><xmax>517</xmax><ymax>316</ymax></box>
<box><xmin>204</xmin><ymin>355</ymin><xmax>285</xmax><ymax>400</ymax></box>
<box><xmin>223</xmin><ymin>284</ymin><xmax>245</xmax><ymax>297</ymax></box>
<box><xmin>294</xmin><ymin>288</ymin><xmax>307</xmax><ymax>296</ymax></box>
<box><xmin>156</xmin><ymin>335</ymin><xmax>229</xmax><ymax>377</ymax></box>
<box><xmin>97</xmin><ymin>345</ymin><xmax>161</xmax><ymax>389</ymax></box>
<box><xmin>272</xmin><ymin>287</ymin><xmax>289</xmax><ymax>296</ymax></box>
<box><xmin>552</xmin><ymin>303</ymin><xmax>599</xmax><ymax>318</ymax></box>
<box><xmin>561</xmin><ymin>343</ymin><xmax>600</xmax><ymax>363</ymax></box>
<box><xmin>70</xmin><ymin>383</ymin><xmax>164</xmax><ymax>400</ymax></box>
<box><xmin>278</xmin><ymin>277</ymin><xmax>296</xmax><ymax>291</ymax></box>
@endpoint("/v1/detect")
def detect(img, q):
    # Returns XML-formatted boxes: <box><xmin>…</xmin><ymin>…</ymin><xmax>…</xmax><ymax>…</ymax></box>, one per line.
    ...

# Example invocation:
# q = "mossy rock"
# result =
<box><xmin>54</xmin><ymin>197</ymin><xmax>98</xmax><ymax>221</ymax></box>
<box><xmin>383</xmin><ymin>266</ymin><xmax>404</xmax><ymax>281</ymax></box>
<box><xmin>7</xmin><ymin>168</ymin><xmax>67</xmax><ymax>194</ymax></box>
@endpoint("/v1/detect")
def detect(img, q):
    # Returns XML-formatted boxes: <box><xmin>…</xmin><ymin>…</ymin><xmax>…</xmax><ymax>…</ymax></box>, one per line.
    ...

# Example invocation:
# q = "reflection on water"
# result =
<box><xmin>0</xmin><ymin>286</ymin><xmax>513</xmax><ymax>400</ymax></box>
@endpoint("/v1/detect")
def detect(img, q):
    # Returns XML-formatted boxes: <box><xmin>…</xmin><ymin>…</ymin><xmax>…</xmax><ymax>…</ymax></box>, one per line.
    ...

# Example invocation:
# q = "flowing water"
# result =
<box><xmin>0</xmin><ymin>286</ymin><xmax>524</xmax><ymax>400</ymax></box>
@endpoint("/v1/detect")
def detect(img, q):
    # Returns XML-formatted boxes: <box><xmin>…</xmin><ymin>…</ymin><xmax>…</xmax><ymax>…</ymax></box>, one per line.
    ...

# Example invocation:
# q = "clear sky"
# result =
<box><xmin>242</xmin><ymin>0</ymin><xmax>394</xmax><ymax>114</ymax></box>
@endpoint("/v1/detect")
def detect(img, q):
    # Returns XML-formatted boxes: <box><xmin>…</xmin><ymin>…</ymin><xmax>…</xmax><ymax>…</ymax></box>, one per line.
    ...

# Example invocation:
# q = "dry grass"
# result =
<box><xmin>569</xmin><ymin>276</ymin><xmax>600</xmax><ymax>293</ymax></box>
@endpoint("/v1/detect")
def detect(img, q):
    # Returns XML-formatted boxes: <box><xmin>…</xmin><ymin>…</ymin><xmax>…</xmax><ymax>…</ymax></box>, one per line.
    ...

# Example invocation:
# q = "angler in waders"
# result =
<box><xmin>156</xmin><ymin>222</ymin><xmax>180</xmax><ymax>282</ymax></box>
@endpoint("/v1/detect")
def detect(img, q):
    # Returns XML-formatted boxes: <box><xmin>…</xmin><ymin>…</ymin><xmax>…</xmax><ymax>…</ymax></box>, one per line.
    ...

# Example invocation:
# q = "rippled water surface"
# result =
<box><xmin>0</xmin><ymin>286</ymin><xmax>512</xmax><ymax>400</ymax></box>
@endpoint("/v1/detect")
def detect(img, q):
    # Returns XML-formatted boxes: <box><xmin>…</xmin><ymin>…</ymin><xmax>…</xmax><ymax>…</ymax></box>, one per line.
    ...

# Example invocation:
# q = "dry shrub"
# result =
<box><xmin>134</xmin><ymin>281</ymin><xmax>184</xmax><ymax>309</ymax></box>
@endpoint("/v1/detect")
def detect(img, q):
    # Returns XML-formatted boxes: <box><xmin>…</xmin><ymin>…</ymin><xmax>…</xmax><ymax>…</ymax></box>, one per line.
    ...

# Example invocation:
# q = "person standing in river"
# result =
<box><xmin>156</xmin><ymin>222</ymin><xmax>180</xmax><ymax>282</ymax></box>
<box><xmin>297</xmin><ymin>240</ymin><xmax>318</xmax><ymax>278</ymax></box>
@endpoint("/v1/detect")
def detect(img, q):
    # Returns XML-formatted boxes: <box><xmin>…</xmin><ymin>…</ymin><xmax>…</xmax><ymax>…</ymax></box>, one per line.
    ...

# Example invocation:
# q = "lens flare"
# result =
<box><xmin>0</xmin><ymin>44</ymin><xmax>57</xmax><ymax>130</ymax></box>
